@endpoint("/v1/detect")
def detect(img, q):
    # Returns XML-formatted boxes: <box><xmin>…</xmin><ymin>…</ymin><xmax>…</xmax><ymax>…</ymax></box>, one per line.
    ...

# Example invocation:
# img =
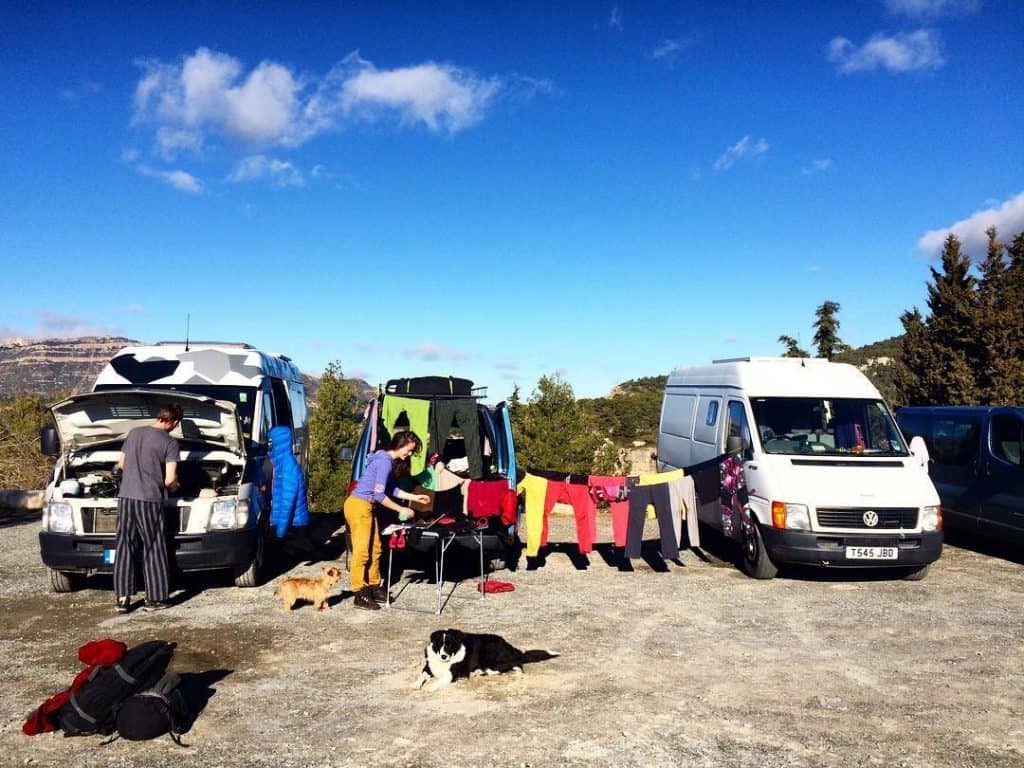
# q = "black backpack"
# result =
<box><xmin>59</xmin><ymin>640</ymin><xmax>176</xmax><ymax>736</ymax></box>
<box><xmin>115</xmin><ymin>672</ymin><xmax>192</xmax><ymax>745</ymax></box>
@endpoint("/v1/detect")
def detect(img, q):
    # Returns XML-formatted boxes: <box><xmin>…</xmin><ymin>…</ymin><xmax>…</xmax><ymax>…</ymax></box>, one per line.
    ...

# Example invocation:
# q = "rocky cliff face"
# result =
<box><xmin>0</xmin><ymin>336</ymin><xmax>139</xmax><ymax>397</ymax></box>
<box><xmin>0</xmin><ymin>336</ymin><xmax>373</xmax><ymax>403</ymax></box>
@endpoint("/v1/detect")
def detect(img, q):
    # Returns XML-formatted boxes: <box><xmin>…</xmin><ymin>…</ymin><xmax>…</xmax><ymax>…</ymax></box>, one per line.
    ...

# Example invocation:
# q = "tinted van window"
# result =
<box><xmin>991</xmin><ymin>414</ymin><xmax>1023</xmax><ymax>466</ymax></box>
<box><xmin>931</xmin><ymin>416</ymin><xmax>980</xmax><ymax>466</ymax></box>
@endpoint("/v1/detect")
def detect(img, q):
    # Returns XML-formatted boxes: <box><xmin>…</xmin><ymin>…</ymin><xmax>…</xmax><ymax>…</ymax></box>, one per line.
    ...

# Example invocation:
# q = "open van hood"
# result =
<box><xmin>50</xmin><ymin>389</ymin><xmax>244</xmax><ymax>454</ymax></box>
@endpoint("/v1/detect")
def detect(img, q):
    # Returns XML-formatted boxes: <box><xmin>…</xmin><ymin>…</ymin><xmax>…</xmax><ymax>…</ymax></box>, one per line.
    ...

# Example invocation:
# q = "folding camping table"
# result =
<box><xmin>384</xmin><ymin>526</ymin><xmax>488</xmax><ymax>615</ymax></box>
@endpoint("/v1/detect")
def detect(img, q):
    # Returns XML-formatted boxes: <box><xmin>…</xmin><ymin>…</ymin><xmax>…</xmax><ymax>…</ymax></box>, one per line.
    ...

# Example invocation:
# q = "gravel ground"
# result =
<box><xmin>1</xmin><ymin>509</ymin><xmax>1023</xmax><ymax>768</ymax></box>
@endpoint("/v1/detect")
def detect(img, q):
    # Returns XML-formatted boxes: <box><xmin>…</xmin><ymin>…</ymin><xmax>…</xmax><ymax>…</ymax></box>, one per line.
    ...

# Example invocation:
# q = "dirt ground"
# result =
<box><xmin>1</xmin><ymin>509</ymin><xmax>1023</xmax><ymax>768</ymax></box>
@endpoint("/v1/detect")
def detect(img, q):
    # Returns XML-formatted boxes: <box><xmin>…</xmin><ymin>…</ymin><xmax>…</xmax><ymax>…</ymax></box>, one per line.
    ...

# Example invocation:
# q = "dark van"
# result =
<box><xmin>348</xmin><ymin>376</ymin><xmax>519</xmax><ymax>563</ymax></box>
<box><xmin>896</xmin><ymin>407</ymin><xmax>1024</xmax><ymax>544</ymax></box>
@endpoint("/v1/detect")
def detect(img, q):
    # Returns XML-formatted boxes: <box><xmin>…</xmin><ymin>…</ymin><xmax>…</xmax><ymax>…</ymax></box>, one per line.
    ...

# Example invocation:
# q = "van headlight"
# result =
<box><xmin>771</xmin><ymin>501</ymin><xmax>810</xmax><ymax>530</ymax></box>
<box><xmin>45</xmin><ymin>501</ymin><xmax>74</xmax><ymax>533</ymax></box>
<box><xmin>921</xmin><ymin>505</ymin><xmax>942</xmax><ymax>532</ymax></box>
<box><xmin>208</xmin><ymin>499</ymin><xmax>250</xmax><ymax>531</ymax></box>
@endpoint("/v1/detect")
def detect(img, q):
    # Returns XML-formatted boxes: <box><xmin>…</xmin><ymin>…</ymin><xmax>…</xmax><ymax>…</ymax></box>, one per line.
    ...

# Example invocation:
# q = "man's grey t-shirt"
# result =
<box><xmin>118</xmin><ymin>426</ymin><xmax>180</xmax><ymax>502</ymax></box>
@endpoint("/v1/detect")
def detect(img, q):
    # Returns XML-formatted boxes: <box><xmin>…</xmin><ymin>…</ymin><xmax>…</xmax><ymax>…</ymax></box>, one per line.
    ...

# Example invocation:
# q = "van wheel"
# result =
<box><xmin>739</xmin><ymin>521</ymin><xmax>778</xmax><ymax>580</ymax></box>
<box><xmin>233</xmin><ymin>531</ymin><xmax>264</xmax><ymax>588</ymax></box>
<box><xmin>903</xmin><ymin>564</ymin><xmax>931</xmax><ymax>581</ymax></box>
<box><xmin>49</xmin><ymin>569</ymin><xmax>83</xmax><ymax>593</ymax></box>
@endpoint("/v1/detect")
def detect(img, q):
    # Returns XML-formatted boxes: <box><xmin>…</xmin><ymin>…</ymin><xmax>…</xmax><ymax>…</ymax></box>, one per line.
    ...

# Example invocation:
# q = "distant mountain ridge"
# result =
<box><xmin>0</xmin><ymin>336</ymin><xmax>373</xmax><ymax>403</ymax></box>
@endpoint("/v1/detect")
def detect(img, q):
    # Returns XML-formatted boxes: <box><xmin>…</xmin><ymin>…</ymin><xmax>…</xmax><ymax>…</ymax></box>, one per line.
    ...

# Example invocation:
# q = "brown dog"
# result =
<box><xmin>274</xmin><ymin>565</ymin><xmax>342</xmax><ymax>612</ymax></box>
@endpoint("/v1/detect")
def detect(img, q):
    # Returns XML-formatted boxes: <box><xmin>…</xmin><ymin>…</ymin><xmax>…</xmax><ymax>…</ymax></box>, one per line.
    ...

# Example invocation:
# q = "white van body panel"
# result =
<box><xmin>658</xmin><ymin>357</ymin><xmax>941</xmax><ymax>535</ymax></box>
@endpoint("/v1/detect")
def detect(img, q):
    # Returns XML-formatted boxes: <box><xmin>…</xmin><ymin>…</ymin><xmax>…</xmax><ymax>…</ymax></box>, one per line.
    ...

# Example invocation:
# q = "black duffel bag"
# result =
<box><xmin>59</xmin><ymin>640</ymin><xmax>176</xmax><ymax>736</ymax></box>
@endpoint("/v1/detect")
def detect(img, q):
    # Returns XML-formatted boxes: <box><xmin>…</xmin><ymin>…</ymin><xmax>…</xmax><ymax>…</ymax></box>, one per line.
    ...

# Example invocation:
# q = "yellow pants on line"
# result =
<box><xmin>344</xmin><ymin>496</ymin><xmax>381</xmax><ymax>592</ymax></box>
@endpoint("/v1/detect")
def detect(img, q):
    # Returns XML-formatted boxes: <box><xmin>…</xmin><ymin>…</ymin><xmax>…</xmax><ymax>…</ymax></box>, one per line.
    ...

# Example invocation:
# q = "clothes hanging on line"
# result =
<box><xmin>381</xmin><ymin>395</ymin><xmax>433</xmax><ymax>476</ymax></box>
<box><xmin>588</xmin><ymin>474</ymin><xmax>630</xmax><ymax>548</ymax></box>
<box><xmin>432</xmin><ymin>399</ymin><xmax>484</xmax><ymax>478</ymax></box>
<box><xmin>543</xmin><ymin>478</ymin><xmax>598</xmax><ymax>554</ymax></box>
<box><xmin>625</xmin><ymin>477</ymin><xmax>678</xmax><ymax>561</ymax></box>
<box><xmin>517</xmin><ymin>473</ymin><xmax>550</xmax><ymax>557</ymax></box>
<box><xmin>467</xmin><ymin>479</ymin><xmax>509</xmax><ymax>519</ymax></box>
<box><xmin>527</xmin><ymin>467</ymin><xmax>590</xmax><ymax>484</ymax></box>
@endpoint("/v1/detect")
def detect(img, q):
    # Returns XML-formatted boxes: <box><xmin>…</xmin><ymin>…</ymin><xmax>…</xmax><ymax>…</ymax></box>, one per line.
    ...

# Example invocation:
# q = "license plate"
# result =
<box><xmin>103</xmin><ymin>549</ymin><xmax>116</xmax><ymax>565</ymax></box>
<box><xmin>845</xmin><ymin>546</ymin><xmax>897</xmax><ymax>560</ymax></box>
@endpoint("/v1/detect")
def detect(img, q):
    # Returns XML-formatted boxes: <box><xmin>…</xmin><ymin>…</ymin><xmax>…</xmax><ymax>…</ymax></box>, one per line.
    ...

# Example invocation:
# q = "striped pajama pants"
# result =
<box><xmin>114</xmin><ymin>498</ymin><xmax>170</xmax><ymax>603</ymax></box>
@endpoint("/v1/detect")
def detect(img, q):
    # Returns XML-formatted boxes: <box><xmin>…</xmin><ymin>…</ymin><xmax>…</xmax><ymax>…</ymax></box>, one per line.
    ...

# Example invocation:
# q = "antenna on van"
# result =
<box><xmin>185</xmin><ymin>314</ymin><xmax>191</xmax><ymax>352</ymax></box>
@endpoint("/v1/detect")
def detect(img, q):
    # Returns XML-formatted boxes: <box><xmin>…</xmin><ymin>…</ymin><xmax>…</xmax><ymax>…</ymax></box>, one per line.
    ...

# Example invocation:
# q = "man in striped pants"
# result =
<box><xmin>114</xmin><ymin>403</ymin><xmax>182</xmax><ymax>613</ymax></box>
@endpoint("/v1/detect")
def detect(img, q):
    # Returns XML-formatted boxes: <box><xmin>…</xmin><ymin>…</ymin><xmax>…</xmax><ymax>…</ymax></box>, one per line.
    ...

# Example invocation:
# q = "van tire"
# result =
<box><xmin>902</xmin><ymin>564</ymin><xmax>931</xmax><ymax>581</ymax></box>
<box><xmin>233</xmin><ymin>531</ymin><xmax>264</xmax><ymax>588</ymax></box>
<box><xmin>739</xmin><ymin>521</ymin><xmax>778</xmax><ymax>580</ymax></box>
<box><xmin>49</xmin><ymin>568</ymin><xmax>82</xmax><ymax>593</ymax></box>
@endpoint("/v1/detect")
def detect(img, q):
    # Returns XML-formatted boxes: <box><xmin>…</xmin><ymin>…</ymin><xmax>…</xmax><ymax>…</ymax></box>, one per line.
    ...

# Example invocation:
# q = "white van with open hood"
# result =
<box><xmin>657</xmin><ymin>357</ymin><xmax>943</xmax><ymax>579</ymax></box>
<box><xmin>39</xmin><ymin>342</ymin><xmax>308</xmax><ymax>591</ymax></box>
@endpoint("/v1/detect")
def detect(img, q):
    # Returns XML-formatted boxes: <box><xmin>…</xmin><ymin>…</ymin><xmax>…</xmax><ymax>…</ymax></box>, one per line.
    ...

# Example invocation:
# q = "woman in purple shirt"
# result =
<box><xmin>344</xmin><ymin>432</ymin><xmax>428</xmax><ymax>610</ymax></box>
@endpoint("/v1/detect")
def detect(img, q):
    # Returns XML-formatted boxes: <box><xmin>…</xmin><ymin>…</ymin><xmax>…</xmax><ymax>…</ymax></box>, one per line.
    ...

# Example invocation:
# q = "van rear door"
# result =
<box><xmin>492</xmin><ymin>402</ymin><xmax>517</xmax><ymax>488</ymax></box>
<box><xmin>979</xmin><ymin>409</ymin><xmax>1024</xmax><ymax>542</ymax></box>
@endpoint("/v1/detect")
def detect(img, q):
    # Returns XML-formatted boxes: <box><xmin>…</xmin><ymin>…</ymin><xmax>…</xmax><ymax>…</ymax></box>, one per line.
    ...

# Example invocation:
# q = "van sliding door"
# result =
<box><xmin>980</xmin><ymin>410</ymin><xmax>1024</xmax><ymax>541</ymax></box>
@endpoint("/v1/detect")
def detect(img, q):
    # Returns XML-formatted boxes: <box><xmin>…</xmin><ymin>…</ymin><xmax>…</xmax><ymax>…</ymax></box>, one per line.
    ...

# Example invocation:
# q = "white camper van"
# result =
<box><xmin>39</xmin><ymin>342</ymin><xmax>308</xmax><ymax>591</ymax></box>
<box><xmin>657</xmin><ymin>357</ymin><xmax>942</xmax><ymax>579</ymax></box>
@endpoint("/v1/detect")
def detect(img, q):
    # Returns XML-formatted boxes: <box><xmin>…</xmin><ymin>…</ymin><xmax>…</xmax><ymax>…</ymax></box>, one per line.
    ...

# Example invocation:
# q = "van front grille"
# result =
<box><xmin>81</xmin><ymin>505</ymin><xmax>191</xmax><ymax>533</ymax></box>
<box><xmin>816</xmin><ymin>507</ymin><xmax>918</xmax><ymax>529</ymax></box>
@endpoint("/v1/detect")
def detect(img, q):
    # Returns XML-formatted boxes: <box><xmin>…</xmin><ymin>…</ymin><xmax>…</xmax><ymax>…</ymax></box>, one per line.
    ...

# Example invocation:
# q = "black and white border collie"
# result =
<box><xmin>413</xmin><ymin>629</ymin><xmax>559</xmax><ymax>691</ymax></box>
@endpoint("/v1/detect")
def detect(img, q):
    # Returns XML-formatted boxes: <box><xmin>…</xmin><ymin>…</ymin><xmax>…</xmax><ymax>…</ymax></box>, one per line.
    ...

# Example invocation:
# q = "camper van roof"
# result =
<box><xmin>93</xmin><ymin>343</ymin><xmax>303</xmax><ymax>389</ymax></box>
<box><xmin>667</xmin><ymin>357</ymin><xmax>881</xmax><ymax>399</ymax></box>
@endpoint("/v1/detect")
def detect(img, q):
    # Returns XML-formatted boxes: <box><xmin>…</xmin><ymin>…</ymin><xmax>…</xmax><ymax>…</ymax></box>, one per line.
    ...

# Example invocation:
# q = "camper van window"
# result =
<box><xmin>270</xmin><ymin>378</ymin><xmax>293</xmax><ymax>427</ymax></box>
<box><xmin>991</xmin><ymin>414</ymin><xmax>1023</xmax><ymax>466</ymax></box>
<box><xmin>727</xmin><ymin>401</ymin><xmax>751</xmax><ymax>452</ymax></box>
<box><xmin>932</xmin><ymin>417</ymin><xmax>979</xmax><ymax>466</ymax></box>
<box><xmin>750</xmin><ymin>397</ymin><xmax>908</xmax><ymax>457</ymax></box>
<box><xmin>705</xmin><ymin>400</ymin><xmax>719</xmax><ymax>427</ymax></box>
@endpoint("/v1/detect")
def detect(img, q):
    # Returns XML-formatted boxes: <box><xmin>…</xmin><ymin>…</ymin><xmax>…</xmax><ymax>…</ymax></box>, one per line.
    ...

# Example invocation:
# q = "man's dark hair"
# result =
<box><xmin>156</xmin><ymin>404</ymin><xmax>183</xmax><ymax>424</ymax></box>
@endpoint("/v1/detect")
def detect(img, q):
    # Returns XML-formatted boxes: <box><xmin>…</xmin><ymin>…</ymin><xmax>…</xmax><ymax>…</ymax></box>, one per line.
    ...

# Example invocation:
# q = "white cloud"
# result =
<box><xmin>136</xmin><ymin>164</ymin><xmax>203</xmax><ymax>194</ymax></box>
<box><xmin>884</xmin><ymin>0</ymin><xmax>980</xmax><ymax>18</ymax></box>
<box><xmin>0</xmin><ymin>312</ymin><xmax>121</xmax><ymax>340</ymax></box>
<box><xmin>133</xmin><ymin>48</ymin><xmax>515</xmax><ymax>157</ymax></box>
<box><xmin>917</xmin><ymin>191</ymin><xmax>1024</xmax><ymax>258</ymax></box>
<box><xmin>124</xmin><ymin>304</ymin><xmax>146</xmax><ymax>315</ymax></box>
<box><xmin>827</xmin><ymin>29</ymin><xmax>945</xmax><ymax>74</ymax></box>
<box><xmin>401</xmin><ymin>342</ymin><xmax>468</xmax><ymax>361</ymax></box>
<box><xmin>227</xmin><ymin>155</ymin><xmax>305</xmax><ymax>187</ymax></box>
<box><xmin>337</xmin><ymin>53</ymin><xmax>501</xmax><ymax>134</ymax></box>
<box><xmin>650</xmin><ymin>35</ymin><xmax>696</xmax><ymax>61</ymax></box>
<box><xmin>609</xmin><ymin>4</ymin><xmax>623</xmax><ymax>30</ymax></box>
<box><xmin>801</xmin><ymin>158</ymin><xmax>833</xmax><ymax>175</ymax></box>
<box><xmin>120</xmin><ymin>147</ymin><xmax>141</xmax><ymax>163</ymax></box>
<box><xmin>494</xmin><ymin>360</ymin><xmax>520</xmax><ymax>371</ymax></box>
<box><xmin>714</xmin><ymin>135</ymin><xmax>770</xmax><ymax>171</ymax></box>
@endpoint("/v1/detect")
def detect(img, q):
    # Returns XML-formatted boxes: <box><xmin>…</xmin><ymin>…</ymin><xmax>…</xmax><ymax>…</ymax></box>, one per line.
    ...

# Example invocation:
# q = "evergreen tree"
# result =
<box><xmin>777</xmin><ymin>334</ymin><xmax>808</xmax><ymax>358</ymax></box>
<box><xmin>512</xmin><ymin>374</ymin><xmax>606</xmax><ymax>473</ymax></box>
<box><xmin>975</xmin><ymin>227</ymin><xmax>1021</xmax><ymax>403</ymax></box>
<box><xmin>924</xmin><ymin>235</ymin><xmax>981</xmax><ymax>404</ymax></box>
<box><xmin>812</xmin><ymin>301</ymin><xmax>847</xmax><ymax>360</ymax></box>
<box><xmin>306</xmin><ymin>362</ymin><xmax>362</xmax><ymax>512</ymax></box>
<box><xmin>896</xmin><ymin>308</ymin><xmax>943</xmax><ymax>405</ymax></box>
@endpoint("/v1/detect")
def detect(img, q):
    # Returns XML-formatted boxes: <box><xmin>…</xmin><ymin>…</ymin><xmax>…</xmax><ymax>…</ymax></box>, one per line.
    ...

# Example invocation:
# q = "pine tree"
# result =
<box><xmin>812</xmin><ymin>301</ymin><xmax>847</xmax><ymax>360</ymax></box>
<box><xmin>975</xmin><ymin>227</ymin><xmax>1019</xmax><ymax>403</ymax></box>
<box><xmin>777</xmin><ymin>334</ymin><xmax>809</xmax><ymax>358</ymax></box>
<box><xmin>924</xmin><ymin>235</ymin><xmax>981</xmax><ymax>404</ymax></box>
<box><xmin>896</xmin><ymin>308</ymin><xmax>942</xmax><ymax>405</ymax></box>
<box><xmin>306</xmin><ymin>362</ymin><xmax>362</xmax><ymax>512</ymax></box>
<box><xmin>512</xmin><ymin>374</ymin><xmax>606</xmax><ymax>473</ymax></box>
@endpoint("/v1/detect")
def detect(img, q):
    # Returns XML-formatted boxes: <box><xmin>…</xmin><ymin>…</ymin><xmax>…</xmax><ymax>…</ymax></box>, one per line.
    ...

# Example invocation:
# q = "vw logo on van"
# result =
<box><xmin>862</xmin><ymin>510</ymin><xmax>879</xmax><ymax>527</ymax></box>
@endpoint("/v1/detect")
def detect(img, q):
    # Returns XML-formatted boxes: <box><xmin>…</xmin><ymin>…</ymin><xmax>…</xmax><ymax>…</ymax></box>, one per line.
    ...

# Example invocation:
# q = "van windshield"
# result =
<box><xmin>750</xmin><ymin>397</ymin><xmax>908</xmax><ymax>457</ymax></box>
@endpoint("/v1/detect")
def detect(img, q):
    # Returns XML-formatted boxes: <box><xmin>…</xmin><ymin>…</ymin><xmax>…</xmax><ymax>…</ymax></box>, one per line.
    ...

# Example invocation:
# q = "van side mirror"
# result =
<box><xmin>340</xmin><ymin>446</ymin><xmax>354</xmax><ymax>461</ymax></box>
<box><xmin>40</xmin><ymin>426</ymin><xmax>60</xmax><ymax>457</ymax></box>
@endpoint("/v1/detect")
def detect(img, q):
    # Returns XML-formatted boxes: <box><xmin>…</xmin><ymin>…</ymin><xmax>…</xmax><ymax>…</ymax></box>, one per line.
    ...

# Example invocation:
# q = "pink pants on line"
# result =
<box><xmin>588</xmin><ymin>475</ymin><xmax>629</xmax><ymax>548</ymax></box>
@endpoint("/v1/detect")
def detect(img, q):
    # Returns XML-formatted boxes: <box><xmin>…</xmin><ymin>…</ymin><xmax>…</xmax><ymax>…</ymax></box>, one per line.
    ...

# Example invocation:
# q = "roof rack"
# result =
<box><xmin>154</xmin><ymin>341</ymin><xmax>256</xmax><ymax>349</ymax></box>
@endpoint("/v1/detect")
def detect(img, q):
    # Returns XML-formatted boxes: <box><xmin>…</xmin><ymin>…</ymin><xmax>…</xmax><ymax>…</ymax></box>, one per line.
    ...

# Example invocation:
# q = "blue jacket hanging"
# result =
<box><xmin>268</xmin><ymin>425</ymin><xmax>310</xmax><ymax>538</ymax></box>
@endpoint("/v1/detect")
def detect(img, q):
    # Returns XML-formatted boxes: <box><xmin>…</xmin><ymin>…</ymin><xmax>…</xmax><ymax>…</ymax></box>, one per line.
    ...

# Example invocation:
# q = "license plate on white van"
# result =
<box><xmin>845</xmin><ymin>546</ymin><xmax>897</xmax><ymax>560</ymax></box>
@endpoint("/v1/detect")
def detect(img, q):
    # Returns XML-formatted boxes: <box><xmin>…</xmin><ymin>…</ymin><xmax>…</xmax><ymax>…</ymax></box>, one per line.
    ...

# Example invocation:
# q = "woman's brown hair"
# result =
<box><xmin>388</xmin><ymin>431</ymin><xmax>422</xmax><ymax>478</ymax></box>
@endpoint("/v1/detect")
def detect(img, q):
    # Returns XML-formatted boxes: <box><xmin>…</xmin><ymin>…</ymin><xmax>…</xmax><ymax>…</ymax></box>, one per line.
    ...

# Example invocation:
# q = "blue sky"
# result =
<box><xmin>2</xmin><ymin>1</ymin><xmax>1022</xmax><ymax>400</ymax></box>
